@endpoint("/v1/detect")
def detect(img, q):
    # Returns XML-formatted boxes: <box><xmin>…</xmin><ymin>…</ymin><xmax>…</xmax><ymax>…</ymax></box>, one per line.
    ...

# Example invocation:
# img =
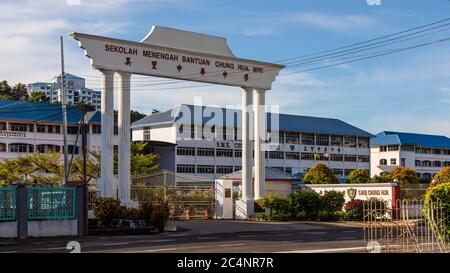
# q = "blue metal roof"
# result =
<box><xmin>132</xmin><ymin>104</ymin><xmax>373</xmax><ymax>137</ymax></box>
<box><xmin>0</xmin><ymin>99</ymin><xmax>104</xmax><ymax>124</ymax></box>
<box><xmin>372</xmin><ymin>131</ymin><xmax>450</xmax><ymax>149</ymax></box>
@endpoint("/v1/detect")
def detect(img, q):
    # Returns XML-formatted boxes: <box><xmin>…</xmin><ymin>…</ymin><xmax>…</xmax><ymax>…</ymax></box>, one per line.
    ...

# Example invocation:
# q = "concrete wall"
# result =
<box><xmin>0</xmin><ymin>221</ymin><xmax>18</xmax><ymax>238</ymax></box>
<box><xmin>28</xmin><ymin>219</ymin><xmax>78</xmax><ymax>237</ymax></box>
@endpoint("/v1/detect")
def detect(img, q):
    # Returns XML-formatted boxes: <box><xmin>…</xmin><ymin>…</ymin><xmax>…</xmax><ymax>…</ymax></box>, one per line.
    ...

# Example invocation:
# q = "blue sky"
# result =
<box><xmin>1</xmin><ymin>0</ymin><xmax>450</xmax><ymax>136</ymax></box>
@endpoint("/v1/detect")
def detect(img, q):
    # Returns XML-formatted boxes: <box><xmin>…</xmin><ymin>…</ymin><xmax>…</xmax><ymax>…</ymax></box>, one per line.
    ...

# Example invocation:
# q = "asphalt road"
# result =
<box><xmin>0</xmin><ymin>220</ymin><xmax>365</xmax><ymax>253</ymax></box>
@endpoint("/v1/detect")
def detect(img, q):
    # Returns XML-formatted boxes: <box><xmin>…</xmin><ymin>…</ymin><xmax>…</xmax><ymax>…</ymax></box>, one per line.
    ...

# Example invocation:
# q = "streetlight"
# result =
<box><xmin>393</xmin><ymin>178</ymin><xmax>399</xmax><ymax>184</ymax></box>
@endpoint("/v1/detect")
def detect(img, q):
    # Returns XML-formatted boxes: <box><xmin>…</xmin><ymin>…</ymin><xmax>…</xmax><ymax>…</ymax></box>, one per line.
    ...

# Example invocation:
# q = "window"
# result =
<box><xmin>37</xmin><ymin>125</ymin><xmax>46</xmax><ymax>133</ymax></box>
<box><xmin>55</xmin><ymin>125</ymin><xmax>61</xmax><ymax>134</ymax></box>
<box><xmin>267</xmin><ymin>151</ymin><xmax>282</xmax><ymax>160</ymax></box>
<box><xmin>315</xmin><ymin>153</ymin><xmax>327</xmax><ymax>161</ymax></box>
<box><xmin>92</xmin><ymin>125</ymin><xmax>101</xmax><ymax>134</ymax></box>
<box><xmin>28</xmin><ymin>124</ymin><xmax>34</xmax><ymax>132</ymax></box>
<box><xmin>315</xmin><ymin>134</ymin><xmax>329</xmax><ymax>146</ymax></box>
<box><xmin>0</xmin><ymin>122</ymin><xmax>6</xmax><ymax>131</ymax></box>
<box><xmin>285</xmin><ymin>167</ymin><xmax>292</xmax><ymax>174</ymax></box>
<box><xmin>114</xmin><ymin>125</ymin><xmax>118</xmax><ymax>135</ymax></box>
<box><xmin>331</xmin><ymin>135</ymin><xmax>343</xmax><ymax>147</ymax></box>
<box><xmin>272</xmin><ymin>167</ymin><xmax>284</xmax><ymax>172</ymax></box>
<box><xmin>401</xmin><ymin>145</ymin><xmax>415</xmax><ymax>152</ymax></box>
<box><xmin>331</xmin><ymin>154</ymin><xmax>343</xmax><ymax>161</ymax></box>
<box><xmin>216</xmin><ymin>165</ymin><xmax>233</xmax><ymax>174</ymax></box>
<box><xmin>380</xmin><ymin>146</ymin><xmax>387</xmax><ymax>152</ymax></box>
<box><xmin>388</xmin><ymin>145</ymin><xmax>399</xmax><ymax>151</ymax></box>
<box><xmin>9</xmin><ymin>143</ymin><xmax>33</xmax><ymax>153</ymax></box>
<box><xmin>37</xmin><ymin>145</ymin><xmax>45</xmax><ymax>153</ymax></box>
<box><xmin>390</xmin><ymin>158</ymin><xmax>397</xmax><ymax>165</ymax></box>
<box><xmin>433</xmin><ymin>149</ymin><xmax>441</xmax><ymax>155</ymax></box>
<box><xmin>415</xmin><ymin>160</ymin><xmax>421</xmax><ymax>167</ymax></box>
<box><xmin>286</xmin><ymin>132</ymin><xmax>299</xmax><ymax>144</ymax></box>
<box><xmin>197</xmin><ymin>148</ymin><xmax>215</xmax><ymax>157</ymax></box>
<box><xmin>10</xmin><ymin>123</ymin><xmax>27</xmax><ymax>132</ymax></box>
<box><xmin>234</xmin><ymin>166</ymin><xmax>242</xmax><ymax>172</ymax></box>
<box><xmin>301</xmin><ymin>133</ymin><xmax>314</xmax><ymax>145</ymax></box>
<box><xmin>357</xmin><ymin>155</ymin><xmax>370</xmax><ymax>163</ymax></box>
<box><xmin>422</xmin><ymin>160</ymin><xmax>431</xmax><ymax>167</ymax></box>
<box><xmin>344</xmin><ymin>154</ymin><xmax>357</xmax><ymax>162</ymax></box>
<box><xmin>68</xmin><ymin>126</ymin><xmax>78</xmax><ymax>134</ymax></box>
<box><xmin>422</xmin><ymin>173</ymin><xmax>432</xmax><ymax>179</ymax></box>
<box><xmin>433</xmin><ymin>161</ymin><xmax>441</xmax><ymax>167</ymax></box>
<box><xmin>358</xmin><ymin>137</ymin><xmax>369</xmax><ymax>148</ymax></box>
<box><xmin>332</xmin><ymin>169</ymin><xmax>343</xmax><ymax>176</ymax></box>
<box><xmin>177</xmin><ymin>164</ymin><xmax>195</xmax><ymax>173</ymax></box>
<box><xmin>401</xmin><ymin>158</ymin><xmax>406</xmax><ymax>167</ymax></box>
<box><xmin>344</xmin><ymin>136</ymin><xmax>356</xmax><ymax>147</ymax></box>
<box><xmin>143</xmin><ymin>128</ymin><xmax>151</xmax><ymax>141</ymax></box>
<box><xmin>234</xmin><ymin>149</ymin><xmax>242</xmax><ymax>158</ymax></box>
<box><xmin>285</xmin><ymin>152</ymin><xmax>300</xmax><ymax>160</ymax></box>
<box><xmin>444</xmin><ymin>161</ymin><xmax>450</xmax><ymax>167</ymax></box>
<box><xmin>216</xmin><ymin>149</ymin><xmax>233</xmax><ymax>157</ymax></box>
<box><xmin>47</xmin><ymin>125</ymin><xmax>54</xmax><ymax>134</ymax></box>
<box><xmin>379</xmin><ymin>159</ymin><xmax>387</xmax><ymax>166</ymax></box>
<box><xmin>0</xmin><ymin>143</ymin><xmax>6</xmax><ymax>152</ymax></box>
<box><xmin>197</xmin><ymin>165</ymin><xmax>215</xmax><ymax>174</ymax></box>
<box><xmin>177</xmin><ymin>147</ymin><xmax>195</xmax><ymax>156</ymax></box>
<box><xmin>301</xmin><ymin>153</ymin><xmax>314</xmax><ymax>160</ymax></box>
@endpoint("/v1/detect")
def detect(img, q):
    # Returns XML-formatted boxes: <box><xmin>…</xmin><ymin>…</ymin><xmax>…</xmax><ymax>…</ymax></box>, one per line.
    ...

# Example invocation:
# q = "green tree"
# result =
<box><xmin>391</xmin><ymin>167</ymin><xmax>419</xmax><ymax>185</ymax></box>
<box><xmin>320</xmin><ymin>190</ymin><xmax>345</xmax><ymax>212</ymax></box>
<box><xmin>130</xmin><ymin>141</ymin><xmax>160</xmax><ymax>176</ymax></box>
<box><xmin>434</xmin><ymin>167</ymin><xmax>450</xmax><ymax>185</ymax></box>
<box><xmin>348</xmin><ymin>169</ymin><xmax>371</xmax><ymax>184</ymax></box>
<box><xmin>424</xmin><ymin>182</ymin><xmax>450</xmax><ymax>235</ymax></box>
<box><xmin>28</xmin><ymin>91</ymin><xmax>50</xmax><ymax>102</ymax></box>
<box><xmin>130</xmin><ymin>110</ymin><xmax>146</xmax><ymax>124</ymax></box>
<box><xmin>70</xmin><ymin>149</ymin><xmax>101</xmax><ymax>185</ymax></box>
<box><xmin>12</xmin><ymin>83</ymin><xmax>28</xmax><ymax>100</ymax></box>
<box><xmin>303</xmin><ymin>163</ymin><xmax>338</xmax><ymax>184</ymax></box>
<box><xmin>73</xmin><ymin>101</ymin><xmax>95</xmax><ymax>112</ymax></box>
<box><xmin>371</xmin><ymin>171</ymin><xmax>392</xmax><ymax>183</ymax></box>
<box><xmin>0</xmin><ymin>80</ymin><xmax>13</xmax><ymax>99</ymax></box>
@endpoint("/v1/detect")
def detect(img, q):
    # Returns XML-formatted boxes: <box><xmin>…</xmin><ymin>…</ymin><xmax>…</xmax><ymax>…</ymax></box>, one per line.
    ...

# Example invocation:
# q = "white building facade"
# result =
<box><xmin>27</xmin><ymin>73</ymin><xmax>101</xmax><ymax>110</ymax></box>
<box><xmin>132</xmin><ymin>104</ymin><xmax>373</xmax><ymax>183</ymax></box>
<box><xmin>0</xmin><ymin>99</ymin><xmax>118</xmax><ymax>163</ymax></box>
<box><xmin>370</xmin><ymin>131</ymin><xmax>450</xmax><ymax>181</ymax></box>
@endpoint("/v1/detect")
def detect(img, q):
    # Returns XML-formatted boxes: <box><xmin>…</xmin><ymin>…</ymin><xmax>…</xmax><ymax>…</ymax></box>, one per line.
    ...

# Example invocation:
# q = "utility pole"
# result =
<box><xmin>60</xmin><ymin>36</ymin><xmax>69</xmax><ymax>185</ymax></box>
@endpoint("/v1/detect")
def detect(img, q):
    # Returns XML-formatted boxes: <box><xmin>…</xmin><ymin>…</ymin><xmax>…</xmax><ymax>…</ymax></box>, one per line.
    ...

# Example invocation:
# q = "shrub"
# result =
<box><xmin>343</xmin><ymin>199</ymin><xmax>364</xmax><ymax>220</ymax></box>
<box><xmin>434</xmin><ymin>167</ymin><xmax>450</xmax><ymax>185</ymax></box>
<box><xmin>320</xmin><ymin>190</ymin><xmax>345</xmax><ymax>213</ymax></box>
<box><xmin>93</xmin><ymin>198</ymin><xmax>121</xmax><ymax>227</ymax></box>
<box><xmin>257</xmin><ymin>193</ymin><xmax>290</xmax><ymax>219</ymax></box>
<box><xmin>250</xmin><ymin>213</ymin><xmax>269</xmax><ymax>221</ymax></box>
<box><xmin>348</xmin><ymin>169</ymin><xmax>371</xmax><ymax>184</ymax></box>
<box><xmin>303</xmin><ymin>163</ymin><xmax>338</xmax><ymax>184</ymax></box>
<box><xmin>150</xmin><ymin>203</ymin><xmax>170</xmax><ymax>232</ymax></box>
<box><xmin>391</xmin><ymin>167</ymin><xmax>419</xmax><ymax>185</ymax></box>
<box><xmin>289</xmin><ymin>190</ymin><xmax>321</xmax><ymax>220</ymax></box>
<box><xmin>141</xmin><ymin>201</ymin><xmax>154</xmax><ymax>226</ymax></box>
<box><xmin>424</xmin><ymin>182</ymin><xmax>450</xmax><ymax>235</ymax></box>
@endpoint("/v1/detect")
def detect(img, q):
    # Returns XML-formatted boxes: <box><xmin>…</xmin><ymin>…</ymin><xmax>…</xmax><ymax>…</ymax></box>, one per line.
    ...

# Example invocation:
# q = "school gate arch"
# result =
<box><xmin>71</xmin><ymin>26</ymin><xmax>284</xmax><ymax>216</ymax></box>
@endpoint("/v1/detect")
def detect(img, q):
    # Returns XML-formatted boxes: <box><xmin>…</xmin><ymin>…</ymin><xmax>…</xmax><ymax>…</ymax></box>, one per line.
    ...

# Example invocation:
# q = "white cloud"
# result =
<box><xmin>66</xmin><ymin>0</ymin><xmax>81</xmax><ymax>6</ymax></box>
<box><xmin>285</xmin><ymin>12</ymin><xmax>379</xmax><ymax>32</ymax></box>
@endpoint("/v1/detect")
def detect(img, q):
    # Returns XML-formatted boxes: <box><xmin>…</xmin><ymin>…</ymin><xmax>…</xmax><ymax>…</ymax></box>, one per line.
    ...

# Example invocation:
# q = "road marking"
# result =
<box><xmin>288</xmin><ymin>240</ymin><xmax>305</xmax><ymax>243</ymax></box>
<box><xmin>0</xmin><ymin>251</ymin><xmax>17</xmax><ymax>253</ymax></box>
<box><xmin>238</xmin><ymin>235</ymin><xmax>258</xmax><ymax>238</ymax></box>
<box><xmin>335</xmin><ymin>237</ymin><xmax>357</xmax><ymax>240</ymax></box>
<box><xmin>46</xmin><ymin>247</ymin><xmax>66</xmax><ymax>250</ymax></box>
<box><xmin>167</xmin><ymin>233</ymin><xmax>191</xmax><ymax>237</ymax></box>
<box><xmin>306</xmin><ymin>231</ymin><xmax>327</xmax><ymax>235</ymax></box>
<box><xmin>275</xmin><ymin>233</ymin><xmax>294</xmax><ymax>236</ymax></box>
<box><xmin>278</xmin><ymin>246</ymin><xmax>366</xmax><ymax>253</ymax></box>
<box><xmin>101</xmin><ymin>242</ymin><xmax>130</xmax><ymax>246</ymax></box>
<box><xmin>342</xmin><ymin>230</ymin><xmax>359</xmax><ymax>233</ymax></box>
<box><xmin>137</xmin><ymin>239</ymin><xmax>177</xmax><ymax>243</ymax></box>
<box><xmin>197</xmin><ymin>237</ymin><xmax>219</xmax><ymax>240</ymax></box>
<box><xmin>219</xmin><ymin>243</ymin><xmax>245</xmax><ymax>247</ymax></box>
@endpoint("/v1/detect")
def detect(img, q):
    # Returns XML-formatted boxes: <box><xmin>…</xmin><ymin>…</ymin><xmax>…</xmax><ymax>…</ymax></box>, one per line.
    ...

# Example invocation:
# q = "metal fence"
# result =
<box><xmin>28</xmin><ymin>187</ymin><xmax>76</xmax><ymax>220</ymax></box>
<box><xmin>0</xmin><ymin>187</ymin><xmax>16</xmax><ymax>221</ymax></box>
<box><xmin>364</xmin><ymin>199</ymin><xmax>450</xmax><ymax>253</ymax></box>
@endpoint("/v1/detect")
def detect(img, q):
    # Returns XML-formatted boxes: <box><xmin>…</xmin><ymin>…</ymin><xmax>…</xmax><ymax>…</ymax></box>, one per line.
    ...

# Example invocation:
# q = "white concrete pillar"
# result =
<box><xmin>235</xmin><ymin>87</ymin><xmax>254</xmax><ymax>219</ymax></box>
<box><xmin>99</xmin><ymin>69</ymin><xmax>115</xmax><ymax>197</ymax></box>
<box><xmin>117</xmin><ymin>71</ymin><xmax>135</xmax><ymax>207</ymax></box>
<box><xmin>253</xmin><ymin>88</ymin><xmax>266</xmax><ymax>200</ymax></box>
